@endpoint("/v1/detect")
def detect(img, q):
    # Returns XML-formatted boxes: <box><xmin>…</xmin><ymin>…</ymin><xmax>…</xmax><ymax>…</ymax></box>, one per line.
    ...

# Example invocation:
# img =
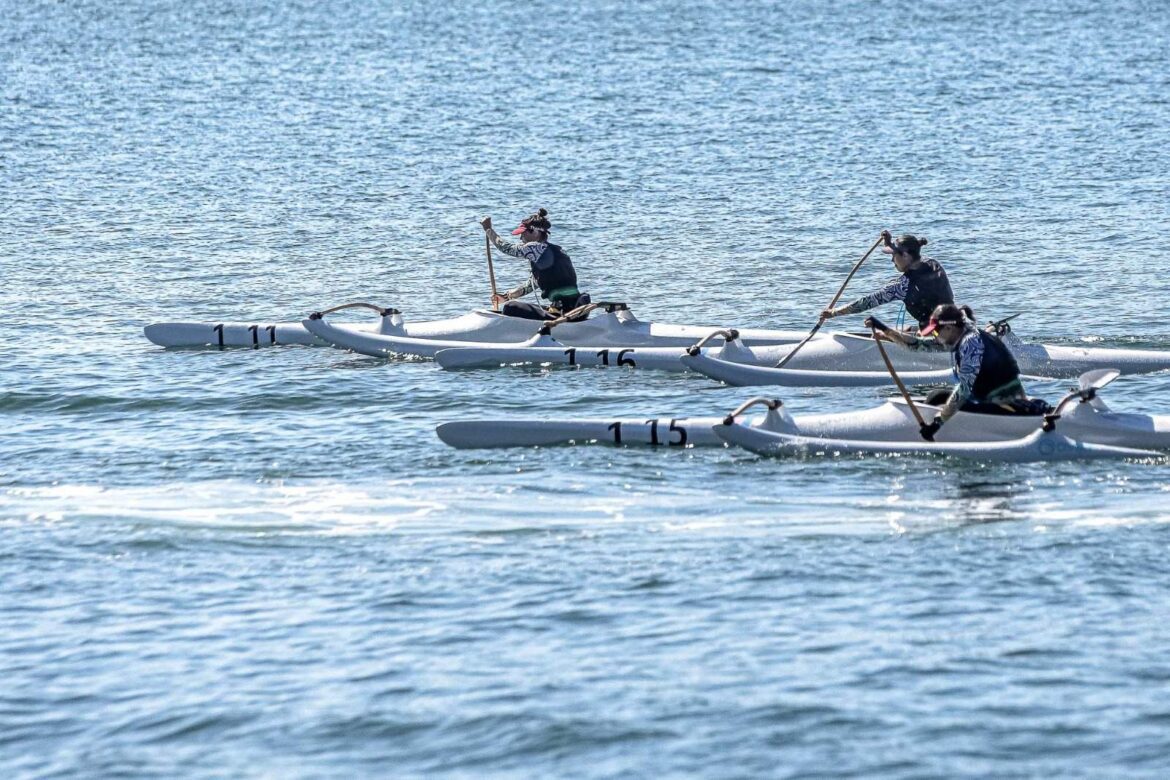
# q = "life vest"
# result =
<box><xmin>903</xmin><ymin>258</ymin><xmax>954</xmax><ymax>325</ymax></box>
<box><xmin>530</xmin><ymin>243</ymin><xmax>580</xmax><ymax>302</ymax></box>
<box><xmin>954</xmin><ymin>330</ymin><xmax>1022</xmax><ymax>401</ymax></box>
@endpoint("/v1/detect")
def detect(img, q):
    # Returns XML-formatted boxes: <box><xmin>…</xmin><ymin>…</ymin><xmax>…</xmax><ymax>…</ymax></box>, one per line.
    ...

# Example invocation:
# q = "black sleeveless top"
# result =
<box><xmin>904</xmin><ymin>258</ymin><xmax>954</xmax><ymax>325</ymax></box>
<box><xmin>531</xmin><ymin>243</ymin><xmax>579</xmax><ymax>301</ymax></box>
<box><xmin>954</xmin><ymin>330</ymin><xmax>1021</xmax><ymax>400</ymax></box>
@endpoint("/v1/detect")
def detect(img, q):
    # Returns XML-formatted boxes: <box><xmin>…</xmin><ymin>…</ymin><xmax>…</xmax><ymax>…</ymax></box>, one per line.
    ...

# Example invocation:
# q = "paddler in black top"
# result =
<box><xmin>822</xmin><ymin>232</ymin><xmax>954</xmax><ymax>330</ymax></box>
<box><xmin>866</xmin><ymin>303</ymin><xmax>1036</xmax><ymax>441</ymax></box>
<box><xmin>479</xmin><ymin>208</ymin><xmax>590</xmax><ymax>321</ymax></box>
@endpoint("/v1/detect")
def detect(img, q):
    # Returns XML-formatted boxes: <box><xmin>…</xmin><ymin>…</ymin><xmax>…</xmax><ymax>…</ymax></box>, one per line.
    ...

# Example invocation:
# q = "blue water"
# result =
<box><xmin>5</xmin><ymin>0</ymin><xmax>1170</xmax><ymax>776</ymax></box>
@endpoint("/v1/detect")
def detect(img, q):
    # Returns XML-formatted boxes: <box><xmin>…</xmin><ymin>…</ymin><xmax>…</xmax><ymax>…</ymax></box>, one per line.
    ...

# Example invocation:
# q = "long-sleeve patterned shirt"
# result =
<box><xmin>840</xmin><ymin>275</ymin><xmax>910</xmax><ymax>315</ymax></box>
<box><xmin>486</xmin><ymin>228</ymin><xmax>547</xmax><ymax>299</ymax></box>
<box><xmin>894</xmin><ymin>325</ymin><xmax>1026</xmax><ymax>422</ymax></box>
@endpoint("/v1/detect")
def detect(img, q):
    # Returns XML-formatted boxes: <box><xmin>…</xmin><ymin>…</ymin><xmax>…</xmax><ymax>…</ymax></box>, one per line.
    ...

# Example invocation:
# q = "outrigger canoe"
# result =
<box><xmin>144</xmin><ymin>302</ymin><xmax>808</xmax><ymax>350</ymax></box>
<box><xmin>148</xmin><ymin>303</ymin><xmax>1170</xmax><ymax>382</ymax></box>
<box><xmin>435</xmin><ymin>371</ymin><xmax>1170</xmax><ymax>457</ymax></box>
<box><xmin>303</xmin><ymin>309</ymin><xmax>1170</xmax><ymax>380</ymax></box>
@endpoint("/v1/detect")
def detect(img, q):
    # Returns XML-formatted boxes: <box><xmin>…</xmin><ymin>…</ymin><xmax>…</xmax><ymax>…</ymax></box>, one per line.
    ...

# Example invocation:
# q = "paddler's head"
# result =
<box><xmin>919</xmin><ymin>303</ymin><xmax>967</xmax><ymax>347</ymax></box>
<box><xmin>511</xmin><ymin>208</ymin><xmax>551</xmax><ymax>242</ymax></box>
<box><xmin>883</xmin><ymin>233</ymin><xmax>926</xmax><ymax>273</ymax></box>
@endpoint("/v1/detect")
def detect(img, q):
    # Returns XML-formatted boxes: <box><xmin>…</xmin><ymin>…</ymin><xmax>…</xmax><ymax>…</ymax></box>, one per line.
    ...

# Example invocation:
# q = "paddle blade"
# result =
<box><xmin>991</xmin><ymin>312</ymin><xmax>1023</xmax><ymax>327</ymax></box>
<box><xmin>1078</xmin><ymin>368</ymin><xmax>1121</xmax><ymax>393</ymax></box>
<box><xmin>773</xmin><ymin>323</ymin><xmax>820</xmax><ymax>369</ymax></box>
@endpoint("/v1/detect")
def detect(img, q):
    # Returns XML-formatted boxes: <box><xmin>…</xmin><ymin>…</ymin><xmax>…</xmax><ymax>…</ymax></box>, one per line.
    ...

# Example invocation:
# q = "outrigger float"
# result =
<box><xmin>436</xmin><ymin>370</ymin><xmax>1168</xmax><ymax>462</ymax></box>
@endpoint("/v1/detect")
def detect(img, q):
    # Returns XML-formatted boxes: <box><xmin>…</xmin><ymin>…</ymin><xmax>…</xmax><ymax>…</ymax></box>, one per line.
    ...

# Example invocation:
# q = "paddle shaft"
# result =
<box><xmin>773</xmin><ymin>320</ymin><xmax>827</xmax><ymax>370</ymax></box>
<box><xmin>870</xmin><ymin>327</ymin><xmax>928</xmax><ymax>428</ymax></box>
<box><xmin>774</xmin><ymin>233</ymin><xmax>885</xmax><ymax>369</ymax></box>
<box><xmin>485</xmin><ymin>233</ymin><xmax>500</xmax><ymax>312</ymax></box>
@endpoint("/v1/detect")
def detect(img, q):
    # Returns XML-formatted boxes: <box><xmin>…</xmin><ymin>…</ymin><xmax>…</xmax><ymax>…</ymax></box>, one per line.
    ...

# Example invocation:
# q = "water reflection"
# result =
<box><xmin>947</xmin><ymin>471</ymin><xmax>1034</xmax><ymax>526</ymax></box>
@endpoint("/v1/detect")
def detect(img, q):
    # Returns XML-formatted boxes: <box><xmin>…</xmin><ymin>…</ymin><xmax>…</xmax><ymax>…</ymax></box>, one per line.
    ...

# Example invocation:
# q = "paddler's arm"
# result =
<box><xmin>480</xmin><ymin>216</ymin><xmax>532</xmax><ymax>260</ymax></box>
<box><xmin>502</xmin><ymin>277</ymin><xmax>536</xmax><ymax>301</ymax></box>
<box><xmin>484</xmin><ymin>227</ymin><xmax>529</xmax><ymax>259</ymax></box>
<box><xmin>822</xmin><ymin>276</ymin><xmax>909</xmax><ymax>319</ymax></box>
<box><xmin>936</xmin><ymin>336</ymin><xmax>983</xmax><ymax>422</ymax></box>
<box><xmin>863</xmin><ymin>316</ymin><xmax>946</xmax><ymax>351</ymax></box>
<box><xmin>482</xmin><ymin>217</ymin><xmax>539</xmax><ymax>303</ymax></box>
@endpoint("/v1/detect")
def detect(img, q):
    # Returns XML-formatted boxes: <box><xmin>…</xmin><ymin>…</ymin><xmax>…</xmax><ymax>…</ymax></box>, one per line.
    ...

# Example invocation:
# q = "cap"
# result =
<box><xmin>882</xmin><ymin>234</ymin><xmax>925</xmax><ymax>257</ymax></box>
<box><xmin>919</xmin><ymin>303</ymin><xmax>964</xmax><ymax>336</ymax></box>
<box><xmin>511</xmin><ymin>209</ymin><xmax>552</xmax><ymax>236</ymax></box>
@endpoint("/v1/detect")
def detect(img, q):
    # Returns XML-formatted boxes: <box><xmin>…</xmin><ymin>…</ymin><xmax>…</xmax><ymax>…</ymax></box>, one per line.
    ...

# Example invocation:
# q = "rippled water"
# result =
<box><xmin>5</xmin><ymin>0</ymin><xmax>1170</xmax><ymax>776</ymax></box>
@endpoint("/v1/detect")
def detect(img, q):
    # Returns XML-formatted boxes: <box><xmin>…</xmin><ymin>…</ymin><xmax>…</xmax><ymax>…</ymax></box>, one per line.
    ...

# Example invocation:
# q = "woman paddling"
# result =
<box><xmin>822</xmin><ymin>232</ymin><xmax>954</xmax><ymax>331</ymax></box>
<box><xmin>479</xmin><ymin>208</ymin><xmax>590</xmax><ymax>320</ymax></box>
<box><xmin>866</xmin><ymin>303</ymin><xmax>1046</xmax><ymax>441</ymax></box>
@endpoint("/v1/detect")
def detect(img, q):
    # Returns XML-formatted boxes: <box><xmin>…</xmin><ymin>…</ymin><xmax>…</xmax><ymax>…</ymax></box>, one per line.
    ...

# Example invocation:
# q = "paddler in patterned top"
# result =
<box><xmin>865</xmin><ymin>303</ymin><xmax>1042</xmax><ymax>441</ymax></box>
<box><xmin>821</xmin><ymin>232</ymin><xmax>955</xmax><ymax>330</ymax></box>
<box><xmin>479</xmin><ymin>208</ymin><xmax>591</xmax><ymax>321</ymax></box>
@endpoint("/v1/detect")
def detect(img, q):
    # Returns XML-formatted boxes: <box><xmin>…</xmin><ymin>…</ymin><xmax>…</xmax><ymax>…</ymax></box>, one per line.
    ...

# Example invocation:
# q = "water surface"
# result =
<box><xmin>4</xmin><ymin>0</ymin><xmax>1170</xmax><ymax>775</ymax></box>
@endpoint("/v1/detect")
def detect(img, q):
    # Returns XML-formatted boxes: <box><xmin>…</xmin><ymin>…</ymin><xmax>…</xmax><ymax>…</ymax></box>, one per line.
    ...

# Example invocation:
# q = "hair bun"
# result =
<box><xmin>919</xmin><ymin>237</ymin><xmax>928</xmax><ymax>246</ymax></box>
<box><xmin>538</xmin><ymin>207</ymin><xmax>548</xmax><ymax>217</ymax></box>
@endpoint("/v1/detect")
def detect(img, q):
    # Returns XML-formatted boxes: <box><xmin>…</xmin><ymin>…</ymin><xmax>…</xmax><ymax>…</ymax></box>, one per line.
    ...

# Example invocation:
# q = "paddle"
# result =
<box><xmin>484</xmin><ymin>230</ymin><xmax>500</xmax><ymax>312</ymax></box>
<box><xmin>1079</xmin><ymin>368</ymin><xmax>1121</xmax><ymax>394</ymax></box>
<box><xmin>870</xmin><ymin>324</ymin><xmax>933</xmax><ymax>437</ymax></box>
<box><xmin>986</xmin><ymin>312</ymin><xmax>1022</xmax><ymax>337</ymax></box>
<box><xmin>774</xmin><ymin>231</ymin><xmax>889</xmax><ymax>369</ymax></box>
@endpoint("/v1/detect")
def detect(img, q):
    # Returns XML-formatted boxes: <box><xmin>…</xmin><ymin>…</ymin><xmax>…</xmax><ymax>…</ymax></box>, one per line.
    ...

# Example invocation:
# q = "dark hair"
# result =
<box><xmin>894</xmin><ymin>234</ymin><xmax>927</xmax><ymax>258</ymax></box>
<box><xmin>521</xmin><ymin>207</ymin><xmax>551</xmax><ymax>234</ymax></box>
<box><xmin>930</xmin><ymin>303</ymin><xmax>964</xmax><ymax>324</ymax></box>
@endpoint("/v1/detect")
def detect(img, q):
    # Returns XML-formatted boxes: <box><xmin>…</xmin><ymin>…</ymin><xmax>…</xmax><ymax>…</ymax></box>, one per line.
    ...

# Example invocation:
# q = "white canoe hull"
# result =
<box><xmin>714</xmin><ymin>424</ymin><xmax>1157</xmax><ymax>462</ymax></box>
<box><xmin>302</xmin><ymin>315</ymin><xmax>534</xmax><ymax>358</ymax></box>
<box><xmin>780</xmin><ymin>332</ymin><xmax>1170</xmax><ymax>378</ymax></box>
<box><xmin>1011</xmin><ymin>342</ymin><xmax>1170</xmax><ymax>377</ymax></box>
<box><xmin>796</xmin><ymin>396</ymin><xmax>1170</xmax><ymax>449</ymax></box>
<box><xmin>679</xmin><ymin>353</ymin><xmax>957</xmax><ymax>387</ymax></box>
<box><xmin>302</xmin><ymin>316</ymin><xmax>750</xmax><ymax>368</ymax></box>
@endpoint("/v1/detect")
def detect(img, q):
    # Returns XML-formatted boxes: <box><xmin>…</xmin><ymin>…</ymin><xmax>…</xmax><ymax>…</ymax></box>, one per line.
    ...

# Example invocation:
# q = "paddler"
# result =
<box><xmin>479</xmin><ymin>208</ymin><xmax>591</xmax><ymax>320</ymax></box>
<box><xmin>866</xmin><ymin>303</ymin><xmax>1043</xmax><ymax>441</ymax></box>
<box><xmin>822</xmin><ymin>231</ymin><xmax>954</xmax><ymax>331</ymax></box>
